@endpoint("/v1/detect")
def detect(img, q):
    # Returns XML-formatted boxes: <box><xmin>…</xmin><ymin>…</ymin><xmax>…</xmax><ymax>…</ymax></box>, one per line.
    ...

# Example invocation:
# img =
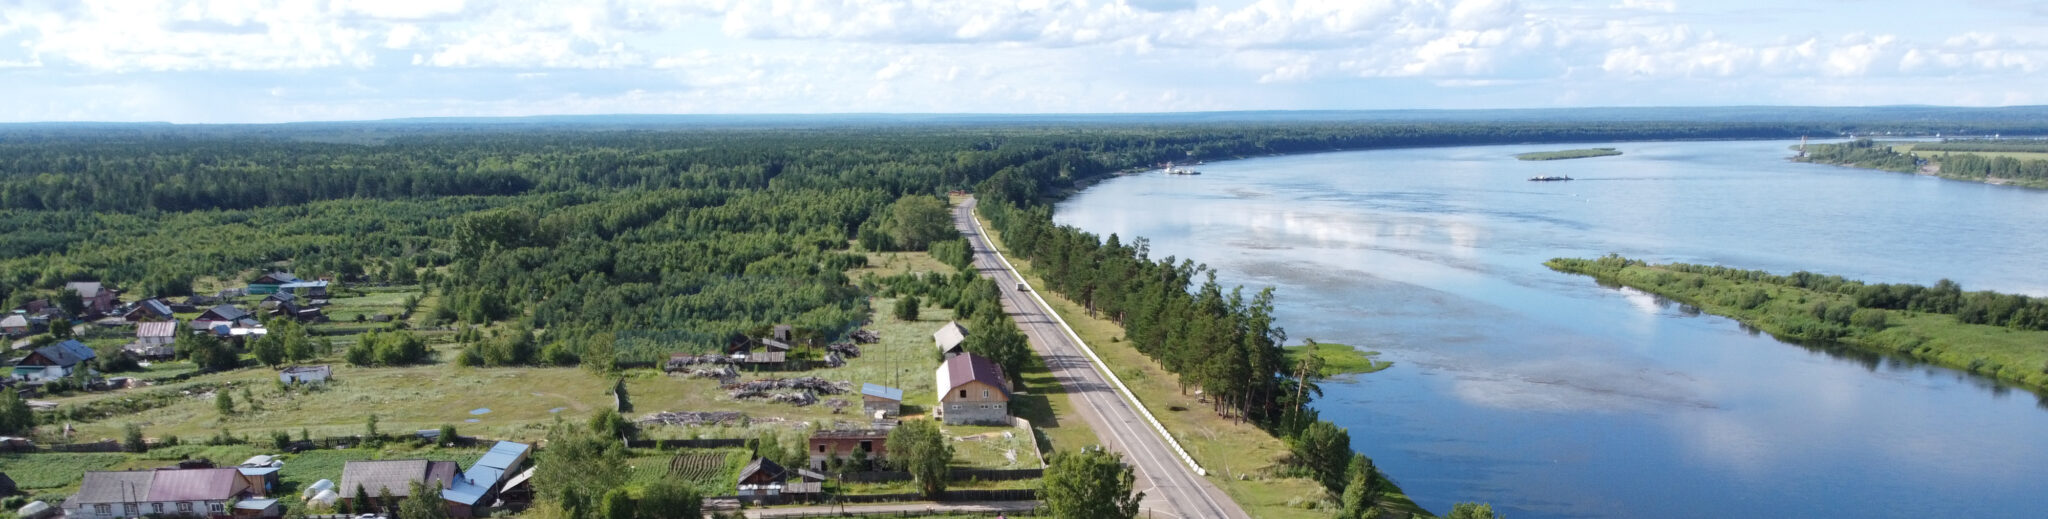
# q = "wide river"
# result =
<box><xmin>1052</xmin><ymin>139</ymin><xmax>2048</xmax><ymax>519</ymax></box>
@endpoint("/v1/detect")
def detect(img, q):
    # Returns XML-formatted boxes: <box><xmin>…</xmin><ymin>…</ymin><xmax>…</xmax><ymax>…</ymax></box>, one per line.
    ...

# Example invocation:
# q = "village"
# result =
<box><xmin>1</xmin><ymin>255</ymin><xmax>1062</xmax><ymax>519</ymax></box>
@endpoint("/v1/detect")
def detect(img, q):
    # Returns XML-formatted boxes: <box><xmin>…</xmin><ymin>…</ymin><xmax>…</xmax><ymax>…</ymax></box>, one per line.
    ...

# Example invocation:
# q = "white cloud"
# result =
<box><xmin>0</xmin><ymin>0</ymin><xmax>2044</xmax><ymax>122</ymax></box>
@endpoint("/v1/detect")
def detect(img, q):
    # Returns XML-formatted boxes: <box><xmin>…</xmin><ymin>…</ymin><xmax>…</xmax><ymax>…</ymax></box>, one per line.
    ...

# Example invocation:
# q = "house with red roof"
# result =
<box><xmin>934</xmin><ymin>352</ymin><xmax>1011</xmax><ymax>425</ymax></box>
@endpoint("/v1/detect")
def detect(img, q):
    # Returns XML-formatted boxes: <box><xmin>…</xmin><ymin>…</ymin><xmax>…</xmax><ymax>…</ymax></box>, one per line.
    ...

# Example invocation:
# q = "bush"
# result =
<box><xmin>1850</xmin><ymin>308</ymin><xmax>1889</xmax><ymax>330</ymax></box>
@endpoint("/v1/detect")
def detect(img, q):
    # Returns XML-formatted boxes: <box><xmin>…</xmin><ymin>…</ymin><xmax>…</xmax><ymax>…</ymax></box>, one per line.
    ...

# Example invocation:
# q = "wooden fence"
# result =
<box><xmin>625</xmin><ymin>438</ymin><xmax>749</xmax><ymax>449</ymax></box>
<box><xmin>835</xmin><ymin>469</ymin><xmax>1043</xmax><ymax>484</ymax></box>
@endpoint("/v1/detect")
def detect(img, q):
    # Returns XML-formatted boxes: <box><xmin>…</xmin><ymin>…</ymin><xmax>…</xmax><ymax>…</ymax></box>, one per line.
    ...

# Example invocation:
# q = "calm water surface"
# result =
<box><xmin>1053</xmin><ymin>140</ymin><xmax>2048</xmax><ymax>519</ymax></box>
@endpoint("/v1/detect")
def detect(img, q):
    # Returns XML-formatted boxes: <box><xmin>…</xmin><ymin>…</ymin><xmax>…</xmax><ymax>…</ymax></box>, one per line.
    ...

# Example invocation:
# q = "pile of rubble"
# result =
<box><xmin>823</xmin><ymin>352</ymin><xmax>845</xmax><ymax>368</ymax></box>
<box><xmin>638</xmin><ymin>411</ymin><xmax>747</xmax><ymax>427</ymax></box>
<box><xmin>664</xmin><ymin>354</ymin><xmax>732</xmax><ymax>371</ymax></box>
<box><xmin>825</xmin><ymin>398</ymin><xmax>851</xmax><ymax>413</ymax></box>
<box><xmin>827</xmin><ymin>342</ymin><xmax>862</xmax><ymax>358</ymax></box>
<box><xmin>678</xmin><ymin>365</ymin><xmax>739</xmax><ymax>383</ymax></box>
<box><xmin>850</xmin><ymin>330</ymin><xmax>880</xmax><ymax>344</ymax></box>
<box><xmin>722</xmin><ymin>377</ymin><xmax>850</xmax><ymax>395</ymax></box>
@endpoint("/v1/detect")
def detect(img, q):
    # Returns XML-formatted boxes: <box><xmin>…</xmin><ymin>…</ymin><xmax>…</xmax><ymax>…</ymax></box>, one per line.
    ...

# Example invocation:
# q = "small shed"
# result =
<box><xmin>772</xmin><ymin>324</ymin><xmax>794</xmax><ymax>343</ymax></box>
<box><xmin>279</xmin><ymin>365</ymin><xmax>331</xmax><ymax>384</ymax></box>
<box><xmin>0</xmin><ymin>471</ymin><xmax>16</xmax><ymax>495</ymax></box>
<box><xmin>230</xmin><ymin>498</ymin><xmax>281</xmax><ymax>518</ymax></box>
<box><xmin>933</xmin><ymin>321</ymin><xmax>969</xmax><ymax>355</ymax></box>
<box><xmin>237</xmin><ymin>467</ymin><xmax>282</xmax><ymax>496</ymax></box>
<box><xmin>860</xmin><ymin>383</ymin><xmax>903</xmax><ymax>418</ymax></box>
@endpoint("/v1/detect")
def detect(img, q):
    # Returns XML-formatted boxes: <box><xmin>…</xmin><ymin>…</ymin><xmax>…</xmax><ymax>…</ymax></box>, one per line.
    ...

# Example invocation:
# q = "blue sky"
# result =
<box><xmin>1</xmin><ymin>0</ymin><xmax>2042</xmax><ymax>123</ymax></box>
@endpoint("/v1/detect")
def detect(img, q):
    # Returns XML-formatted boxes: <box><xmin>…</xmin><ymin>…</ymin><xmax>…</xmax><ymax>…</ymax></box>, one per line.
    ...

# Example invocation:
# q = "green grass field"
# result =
<box><xmin>1891</xmin><ymin>142</ymin><xmax>2048</xmax><ymax>162</ymax></box>
<box><xmin>1514</xmin><ymin>148</ymin><xmax>1622</xmax><ymax>161</ymax></box>
<box><xmin>973</xmin><ymin>212</ymin><xmax>1430</xmax><ymax>519</ymax></box>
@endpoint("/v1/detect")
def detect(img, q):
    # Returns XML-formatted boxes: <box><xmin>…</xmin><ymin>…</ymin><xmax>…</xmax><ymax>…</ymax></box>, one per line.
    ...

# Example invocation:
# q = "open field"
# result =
<box><xmin>1892</xmin><ymin>141</ymin><xmax>2048</xmax><ymax>162</ymax></box>
<box><xmin>1514</xmin><ymin>147</ymin><xmax>1622</xmax><ymax>160</ymax></box>
<box><xmin>973</xmin><ymin>212</ymin><xmax>1430</xmax><ymax>519</ymax></box>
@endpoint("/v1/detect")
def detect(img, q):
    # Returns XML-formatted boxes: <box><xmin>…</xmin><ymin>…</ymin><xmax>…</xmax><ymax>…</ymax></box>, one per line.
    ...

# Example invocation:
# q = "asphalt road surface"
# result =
<box><xmin>954</xmin><ymin>197</ymin><xmax>1250</xmax><ymax>519</ymax></box>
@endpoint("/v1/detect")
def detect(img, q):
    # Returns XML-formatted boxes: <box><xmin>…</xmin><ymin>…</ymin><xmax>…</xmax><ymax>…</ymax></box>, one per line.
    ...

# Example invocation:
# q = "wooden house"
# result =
<box><xmin>735</xmin><ymin>457</ymin><xmax>787</xmax><ymax>504</ymax></box>
<box><xmin>122</xmin><ymin>299</ymin><xmax>174</xmax><ymax>322</ymax></box>
<box><xmin>935</xmin><ymin>352</ymin><xmax>1010</xmax><ymax>425</ymax></box>
<box><xmin>65</xmin><ymin>282</ymin><xmax>117</xmax><ymax>316</ymax></box>
<box><xmin>13</xmin><ymin>340</ymin><xmax>96</xmax><ymax>383</ymax></box>
<box><xmin>128</xmin><ymin>320</ymin><xmax>179</xmax><ymax>359</ymax></box>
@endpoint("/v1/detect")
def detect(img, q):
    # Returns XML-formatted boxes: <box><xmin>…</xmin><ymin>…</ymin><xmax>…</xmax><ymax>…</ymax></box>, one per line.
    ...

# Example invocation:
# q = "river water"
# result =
<box><xmin>1052</xmin><ymin>140</ymin><xmax>2048</xmax><ymax>519</ymax></box>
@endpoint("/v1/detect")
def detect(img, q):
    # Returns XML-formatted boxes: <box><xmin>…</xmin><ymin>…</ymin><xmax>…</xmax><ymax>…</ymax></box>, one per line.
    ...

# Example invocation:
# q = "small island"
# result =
<box><xmin>1548</xmin><ymin>255</ymin><xmax>2048</xmax><ymax>392</ymax></box>
<box><xmin>1515</xmin><ymin>147</ymin><xmax>1622</xmax><ymax>161</ymax></box>
<box><xmin>1286</xmin><ymin>340</ymin><xmax>1393</xmax><ymax>376</ymax></box>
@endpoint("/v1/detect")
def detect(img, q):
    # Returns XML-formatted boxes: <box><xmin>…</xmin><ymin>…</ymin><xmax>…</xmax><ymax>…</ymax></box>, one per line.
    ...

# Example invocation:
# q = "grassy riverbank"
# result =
<box><xmin>1547</xmin><ymin>256</ymin><xmax>2048</xmax><ymax>393</ymax></box>
<box><xmin>974</xmin><ymin>211</ymin><xmax>1432</xmax><ymax>519</ymax></box>
<box><xmin>1514</xmin><ymin>148</ymin><xmax>1621</xmax><ymax>161</ymax></box>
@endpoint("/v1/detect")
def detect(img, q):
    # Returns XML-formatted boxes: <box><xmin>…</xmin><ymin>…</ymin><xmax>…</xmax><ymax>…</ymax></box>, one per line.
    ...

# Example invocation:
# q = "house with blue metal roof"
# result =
<box><xmin>439</xmin><ymin>441</ymin><xmax>531</xmax><ymax>516</ymax></box>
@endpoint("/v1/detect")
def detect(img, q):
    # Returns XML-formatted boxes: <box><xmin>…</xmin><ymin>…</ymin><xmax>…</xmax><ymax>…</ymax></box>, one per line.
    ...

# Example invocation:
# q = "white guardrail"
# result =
<box><xmin>968</xmin><ymin>205</ymin><xmax>1209</xmax><ymax>477</ymax></box>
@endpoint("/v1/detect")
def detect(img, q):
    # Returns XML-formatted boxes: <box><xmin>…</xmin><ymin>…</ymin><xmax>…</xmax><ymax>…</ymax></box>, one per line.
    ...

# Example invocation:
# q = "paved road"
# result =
<box><xmin>953</xmin><ymin>197</ymin><xmax>1249</xmax><ymax>519</ymax></box>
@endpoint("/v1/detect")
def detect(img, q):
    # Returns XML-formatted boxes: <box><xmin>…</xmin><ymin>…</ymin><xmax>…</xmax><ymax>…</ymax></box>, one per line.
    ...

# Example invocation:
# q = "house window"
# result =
<box><xmin>152</xmin><ymin>503</ymin><xmax>164</xmax><ymax>514</ymax></box>
<box><xmin>178</xmin><ymin>503</ymin><xmax>193</xmax><ymax>513</ymax></box>
<box><xmin>959</xmin><ymin>389</ymin><xmax>967</xmax><ymax>398</ymax></box>
<box><xmin>124</xmin><ymin>504</ymin><xmax>138</xmax><ymax>515</ymax></box>
<box><xmin>210</xmin><ymin>503</ymin><xmax>225</xmax><ymax>514</ymax></box>
<box><xmin>95</xmin><ymin>505</ymin><xmax>111</xmax><ymax>515</ymax></box>
<box><xmin>982</xmin><ymin>389</ymin><xmax>990</xmax><ymax>399</ymax></box>
<box><xmin>816</xmin><ymin>444</ymin><xmax>825</xmax><ymax>453</ymax></box>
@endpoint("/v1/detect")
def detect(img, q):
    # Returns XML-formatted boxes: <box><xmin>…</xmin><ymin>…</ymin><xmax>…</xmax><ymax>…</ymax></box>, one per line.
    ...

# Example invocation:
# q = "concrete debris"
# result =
<box><xmin>827</xmin><ymin>342</ymin><xmax>862</xmax><ymax>358</ymax></box>
<box><xmin>639</xmin><ymin>411</ymin><xmax>747</xmax><ymax>427</ymax></box>
<box><xmin>721</xmin><ymin>377</ymin><xmax>850</xmax><ymax>395</ymax></box>
<box><xmin>850</xmin><ymin>330</ymin><xmax>880</xmax><ymax>344</ymax></box>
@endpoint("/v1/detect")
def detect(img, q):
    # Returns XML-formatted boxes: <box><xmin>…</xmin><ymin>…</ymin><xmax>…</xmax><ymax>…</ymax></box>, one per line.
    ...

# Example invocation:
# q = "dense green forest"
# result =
<box><xmin>0</xmin><ymin>119</ymin><xmax>2025</xmax><ymax>362</ymax></box>
<box><xmin>1549</xmin><ymin>255</ymin><xmax>2048</xmax><ymax>392</ymax></box>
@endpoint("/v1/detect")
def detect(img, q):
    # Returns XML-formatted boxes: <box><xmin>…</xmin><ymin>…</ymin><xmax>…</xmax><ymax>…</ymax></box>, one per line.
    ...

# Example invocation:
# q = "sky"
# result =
<box><xmin>0</xmin><ymin>0</ymin><xmax>2044</xmax><ymax>123</ymax></box>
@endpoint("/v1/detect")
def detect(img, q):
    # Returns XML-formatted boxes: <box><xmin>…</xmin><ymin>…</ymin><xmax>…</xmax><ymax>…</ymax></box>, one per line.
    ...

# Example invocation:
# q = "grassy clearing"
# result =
<box><xmin>970</xmin><ymin>211</ymin><xmax>1426</xmax><ymax>519</ymax></box>
<box><xmin>1288</xmin><ymin>341</ymin><xmax>1393</xmax><ymax>377</ymax></box>
<box><xmin>1514</xmin><ymin>147</ymin><xmax>1622</xmax><ymax>161</ymax></box>
<box><xmin>941</xmin><ymin>424</ymin><xmax>1037</xmax><ymax>469</ymax></box>
<box><xmin>1548</xmin><ymin>258</ymin><xmax>2048</xmax><ymax>392</ymax></box>
<box><xmin>317</xmin><ymin>288</ymin><xmax>419</xmax><ymax>323</ymax></box>
<box><xmin>1891</xmin><ymin>142</ymin><xmax>2048</xmax><ymax>162</ymax></box>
